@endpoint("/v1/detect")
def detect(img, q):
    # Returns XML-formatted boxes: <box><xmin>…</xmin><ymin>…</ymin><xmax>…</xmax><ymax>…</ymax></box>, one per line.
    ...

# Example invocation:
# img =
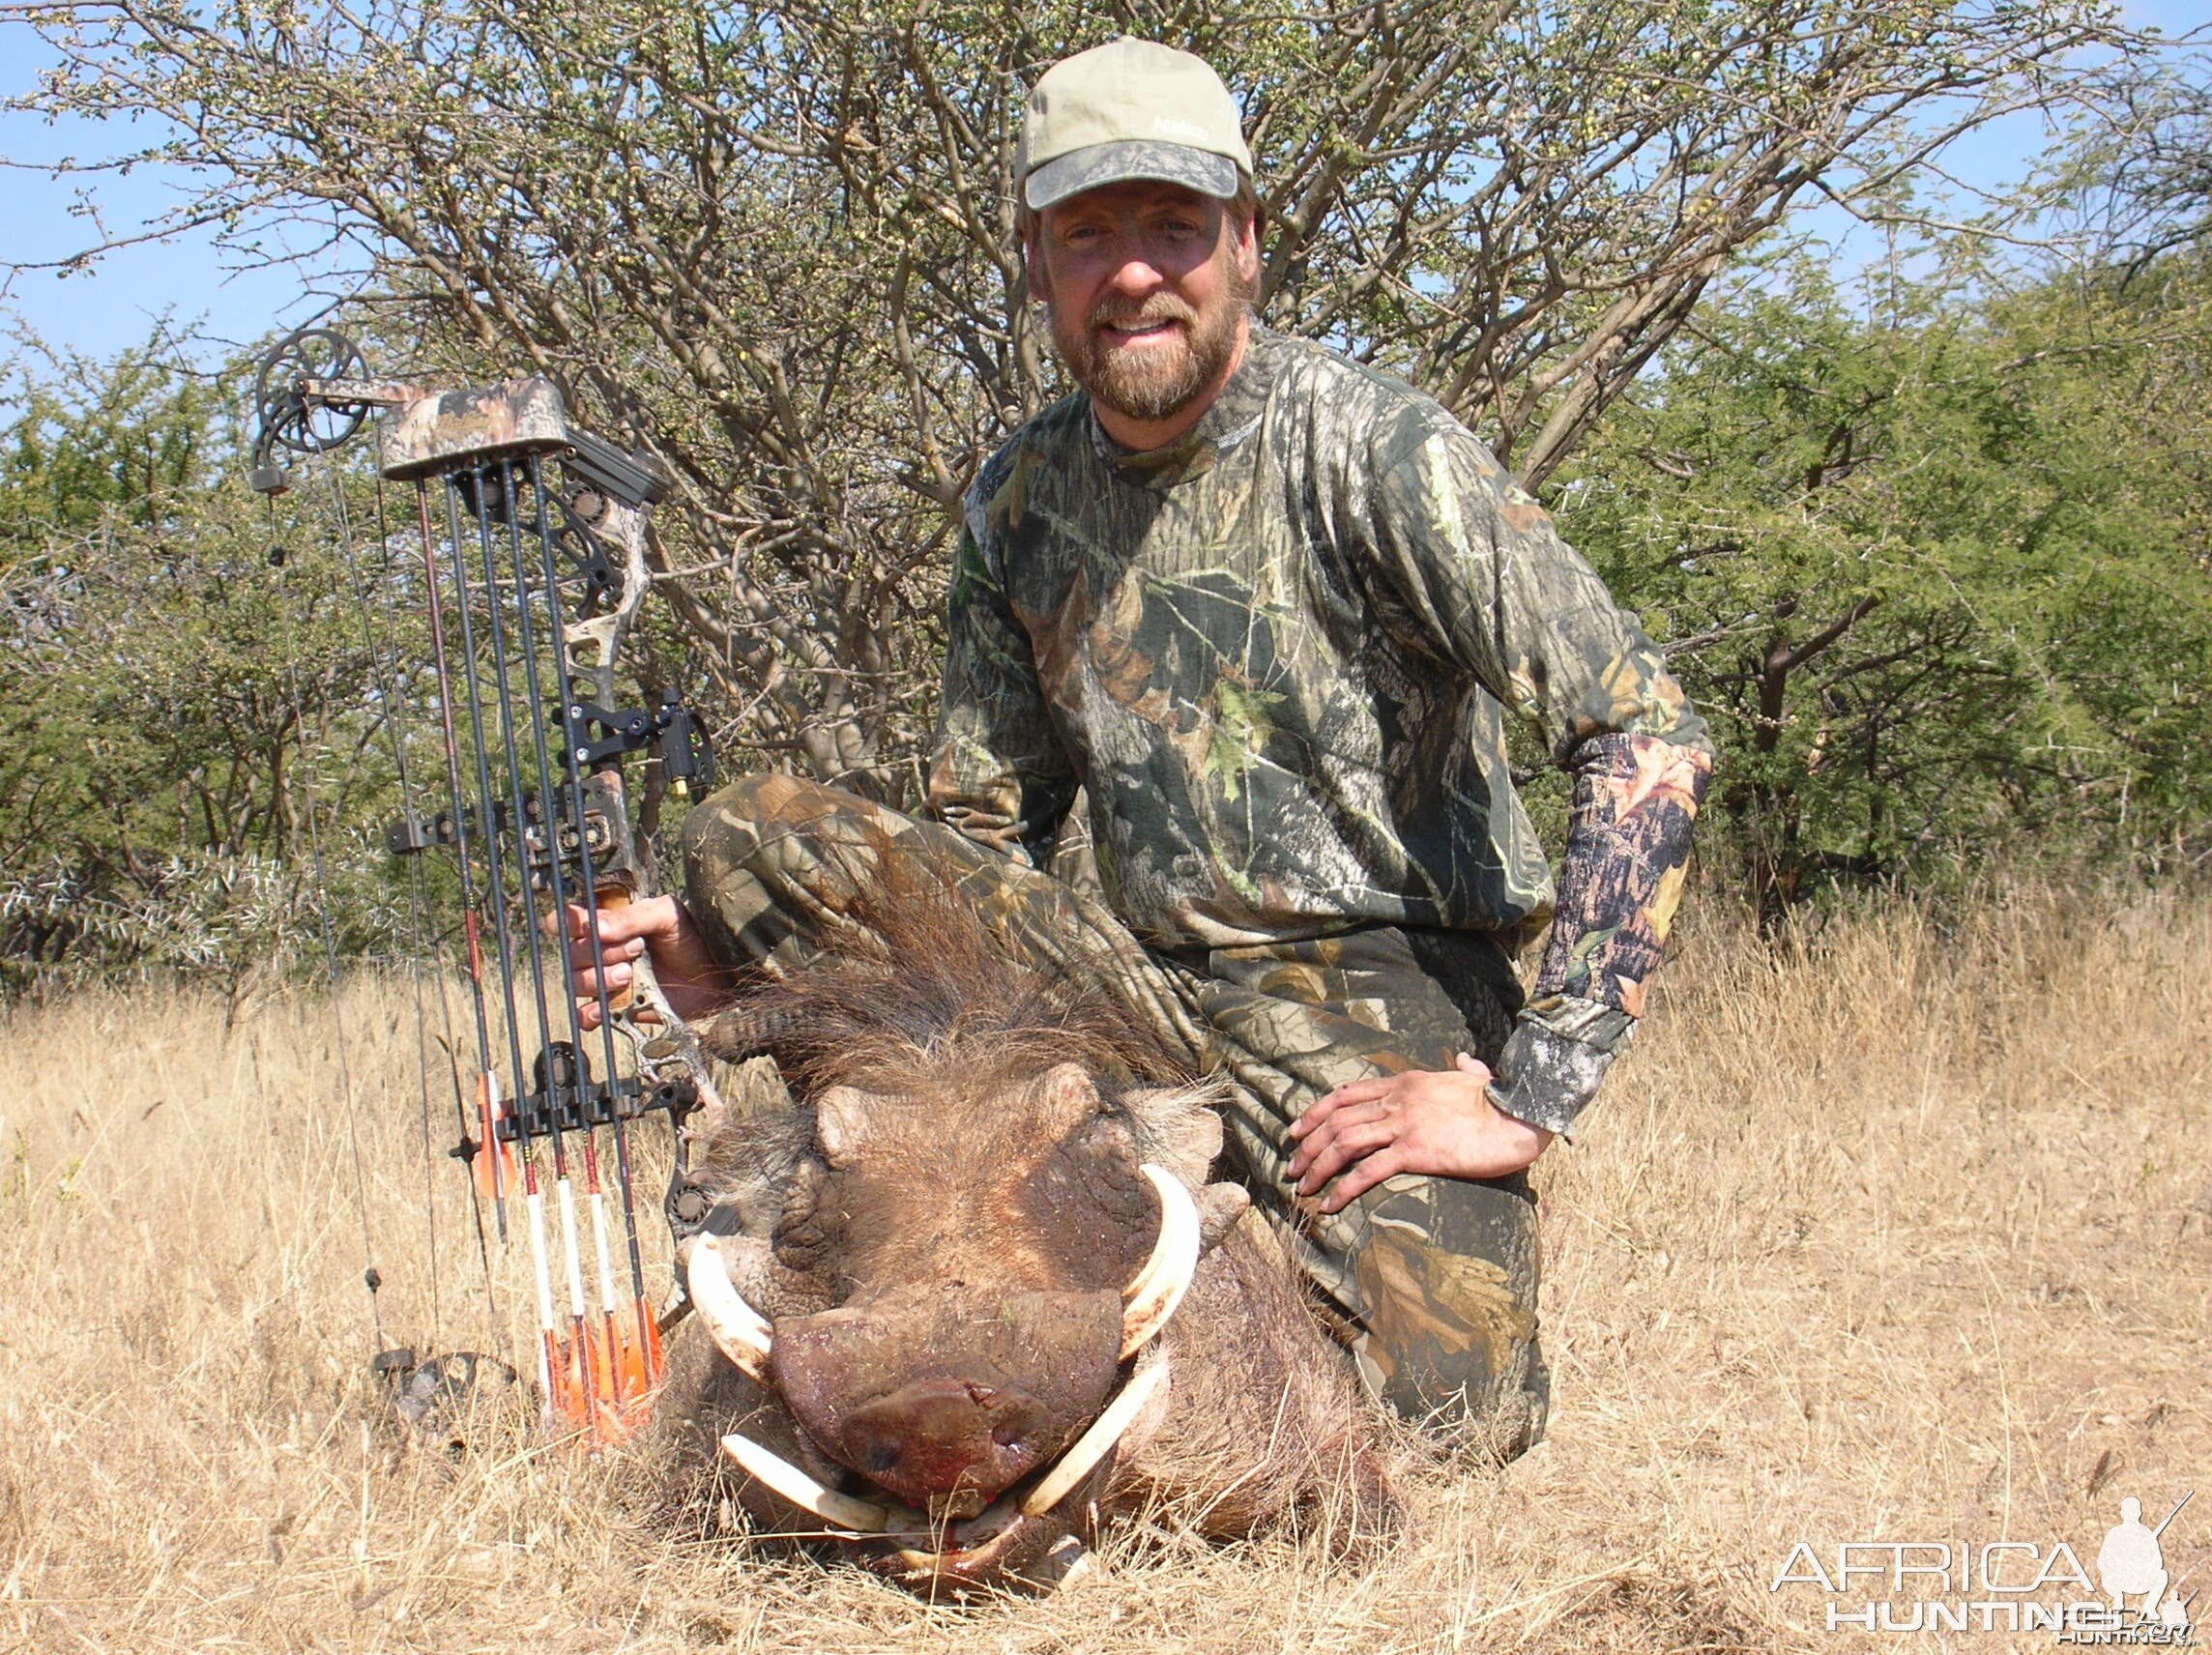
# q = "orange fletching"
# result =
<box><xmin>549</xmin><ymin>1301</ymin><xmax>666</xmax><ymax>1445</ymax></box>
<box><xmin>474</xmin><ymin>1072</ymin><xmax>515</xmax><ymax>1205</ymax></box>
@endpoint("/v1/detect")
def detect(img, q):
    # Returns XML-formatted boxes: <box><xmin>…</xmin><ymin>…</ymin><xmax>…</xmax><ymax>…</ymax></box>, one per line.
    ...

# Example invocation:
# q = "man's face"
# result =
<box><xmin>1030</xmin><ymin>179</ymin><xmax>1258</xmax><ymax>431</ymax></box>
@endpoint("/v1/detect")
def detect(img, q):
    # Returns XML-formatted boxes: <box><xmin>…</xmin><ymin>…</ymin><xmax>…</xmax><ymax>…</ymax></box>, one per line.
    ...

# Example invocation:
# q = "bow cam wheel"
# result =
<box><xmin>254</xmin><ymin>327</ymin><xmax>371</xmax><ymax>455</ymax></box>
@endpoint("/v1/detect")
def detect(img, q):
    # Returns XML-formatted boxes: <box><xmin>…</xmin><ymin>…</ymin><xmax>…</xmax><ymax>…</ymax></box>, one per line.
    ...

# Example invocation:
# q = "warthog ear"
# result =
<box><xmin>1119</xmin><ymin>1081</ymin><xmax>1229</xmax><ymax>1188</ymax></box>
<box><xmin>689</xmin><ymin>1097</ymin><xmax>809</xmax><ymax>1235</ymax></box>
<box><xmin>812</xmin><ymin>1085</ymin><xmax>872</xmax><ymax>1168</ymax></box>
<box><xmin>685</xmin><ymin>1106</ymin><xmax>831</xmax><ymax>1321</ymax></box>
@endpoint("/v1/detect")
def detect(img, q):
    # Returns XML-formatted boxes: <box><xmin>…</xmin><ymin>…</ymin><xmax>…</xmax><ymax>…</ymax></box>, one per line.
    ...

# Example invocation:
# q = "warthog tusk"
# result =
<box><xmin>685</xmin><ymin>1233</ymin><xmax>772</xmax><ymax>1383</ymax></box>
<box><xmin>1020</xmin><ymin>1354</ymin><xmax>1170</xmax><ymax>1518</ymax></box>
<box><xmin>1120</xmin><ymin>1164</ymin><xmax>1199</xmax><ymax>1358</ymax></box>
<box><xmin>891</xmin><ymin>1495</ymin><xmax>1024</xmax><ymax>1575</ymax></box>
<box><xmin>718</xmin><ymin>1431</ymin><xmax>898</xmax><ymax>1534</ymax></box>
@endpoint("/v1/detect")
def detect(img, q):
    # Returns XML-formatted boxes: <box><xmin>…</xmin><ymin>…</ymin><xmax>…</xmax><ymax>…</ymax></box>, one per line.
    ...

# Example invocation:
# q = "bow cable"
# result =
<box><xmin>407</xmin><ymin>483</ymin><xmax>515</xmax><ymax>1245</ymax></box>
<box><xmin>362</xmin><ymin>467</ymin><xmax>502</xmax><ymax>1339</ymax></box>
<box><xmin>323</xmin><ymin>462</ymin><xmax>469</xmax><ymax>1349</ymax></box>
<box><xmin>262</xmin><ymin>492</ymin><xmax>391</xmax><ymax>1363</ymax></box>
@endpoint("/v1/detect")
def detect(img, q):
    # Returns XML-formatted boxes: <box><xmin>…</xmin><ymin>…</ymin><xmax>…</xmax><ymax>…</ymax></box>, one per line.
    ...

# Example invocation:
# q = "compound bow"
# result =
<box><xmin>248</xmin><ymin>325</ymin><xmax>726</xmax><ymax>1443</ymax></box>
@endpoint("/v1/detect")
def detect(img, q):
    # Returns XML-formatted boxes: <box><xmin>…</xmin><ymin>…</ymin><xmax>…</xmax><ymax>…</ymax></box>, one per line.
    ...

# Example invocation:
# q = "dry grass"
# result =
<box><xmin>2</xmin><ymin>883</ymin><xmax>2206</xmax><ymax>1653</ymax></box>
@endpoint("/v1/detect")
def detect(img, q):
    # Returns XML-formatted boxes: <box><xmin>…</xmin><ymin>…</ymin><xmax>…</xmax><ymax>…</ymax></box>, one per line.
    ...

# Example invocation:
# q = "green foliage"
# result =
<box><xmin>1561</xmin><ymin>247</ymin><xmax>2212</xmax><ymax>908</ymax></box>
<box><xmin>0</xmin><ymin>10</ymin><xmax>2203</xmax><ymax>973</ymax></box>
<box><xmin>5</xmin><ymin>0</ymin><xmax>2138</xmax><ymax>795</ymax></box>
<box><xmin>1</xmin><ymin>336</ymin><xmax>224</xmax><ymax>553</ymax></box>
<box><xmin>0</xmin><ymin>335</ymin><xmax>427</xmax><ymax>983</ymax></box>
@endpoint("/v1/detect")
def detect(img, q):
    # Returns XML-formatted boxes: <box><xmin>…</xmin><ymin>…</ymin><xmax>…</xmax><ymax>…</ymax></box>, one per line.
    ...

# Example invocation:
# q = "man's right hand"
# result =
<box><xmin>556</xmin><ymin>893</ymin><xmax>725</xmax><ymax>1030</ymax></box>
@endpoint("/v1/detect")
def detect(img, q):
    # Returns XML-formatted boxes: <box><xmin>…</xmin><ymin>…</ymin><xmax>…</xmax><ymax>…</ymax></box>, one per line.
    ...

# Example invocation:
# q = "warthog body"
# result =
<box><xmin>647</xmin><ymin>873</ymin><xmax>1397</xmax><ymax>1587</ymax></box>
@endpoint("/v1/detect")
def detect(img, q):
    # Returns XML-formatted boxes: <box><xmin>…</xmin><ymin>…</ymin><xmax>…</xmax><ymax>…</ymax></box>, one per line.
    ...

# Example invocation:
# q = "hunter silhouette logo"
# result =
<box><xmin>2099</xmin><ymin>1493</ymin><xmax>2193</xmax><ymax>1630</ymax></box>
<box><xmin>1769</xmin><ymin>1487</ymin><xmax>2197</xmax><ymax>1640</ymax></box>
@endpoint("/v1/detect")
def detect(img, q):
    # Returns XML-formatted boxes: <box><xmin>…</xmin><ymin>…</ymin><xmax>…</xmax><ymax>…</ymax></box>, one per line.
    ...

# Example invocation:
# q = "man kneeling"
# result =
<box><xmin>570</xmin><ymin>37</ymin><xmax>1713</xmax><ymax>1456</ymax></box>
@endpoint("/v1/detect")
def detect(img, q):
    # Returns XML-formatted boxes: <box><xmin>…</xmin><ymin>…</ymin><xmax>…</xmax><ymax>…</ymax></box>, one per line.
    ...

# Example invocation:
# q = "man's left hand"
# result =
<box><xmin>1286</xmin><ymin>1054</ymin><xmax>1555</xmax><ymax>1213</ymax></box>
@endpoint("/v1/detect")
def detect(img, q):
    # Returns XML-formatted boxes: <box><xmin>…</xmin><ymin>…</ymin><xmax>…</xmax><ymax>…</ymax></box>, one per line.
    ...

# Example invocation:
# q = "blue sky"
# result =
<box><xmin>3</xmin><ymin>3</ymin><xmax>2206</xmax><ymax>369</ymax></box>
<box><xmin>2</xmin><ymin>33</ymin><xmax>361</xmax><ymax>367</ymax></box>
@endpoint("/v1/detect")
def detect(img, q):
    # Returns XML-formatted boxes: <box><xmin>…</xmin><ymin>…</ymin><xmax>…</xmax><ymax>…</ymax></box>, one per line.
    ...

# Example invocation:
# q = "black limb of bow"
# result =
<box><xmin>249</xmin><ymin>325</ymin><xmax>728</xmax><ymax>1441</ymax></box>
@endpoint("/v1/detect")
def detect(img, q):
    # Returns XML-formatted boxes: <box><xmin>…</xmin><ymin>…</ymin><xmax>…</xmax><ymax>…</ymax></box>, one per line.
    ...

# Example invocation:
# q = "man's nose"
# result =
<box><xmin>1104</xmin><ymin>244</ymin><xmax>1167</xmax><ymax>298</ymax></box>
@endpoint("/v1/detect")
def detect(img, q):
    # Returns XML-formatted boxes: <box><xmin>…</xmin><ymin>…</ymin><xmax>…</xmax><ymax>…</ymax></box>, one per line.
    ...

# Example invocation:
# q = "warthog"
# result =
<box><xmin>647</xmin><ymin>871</ymin><xmax>1398</xmax><ymax>1588</ymax></box>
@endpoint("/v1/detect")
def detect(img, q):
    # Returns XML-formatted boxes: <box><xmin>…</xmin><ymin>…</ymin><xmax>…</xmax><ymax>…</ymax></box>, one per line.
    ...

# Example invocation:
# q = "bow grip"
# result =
<box><xmin>577</xmin><ymin>769</ymin><xmax>652</xmax><ymax>1018</ymax></box>
<box><xmin>594</xmin><ymin>883</ymin><xmax>636</xmax><ymax>1014</ymax></box>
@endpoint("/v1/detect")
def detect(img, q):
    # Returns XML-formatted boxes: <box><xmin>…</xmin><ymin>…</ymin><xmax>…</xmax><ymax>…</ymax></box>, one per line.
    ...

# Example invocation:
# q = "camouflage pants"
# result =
<box><xmin>681</xmin><ymin>773</ymin><xmax>1550</xmax><ymax>1454</ymax></box>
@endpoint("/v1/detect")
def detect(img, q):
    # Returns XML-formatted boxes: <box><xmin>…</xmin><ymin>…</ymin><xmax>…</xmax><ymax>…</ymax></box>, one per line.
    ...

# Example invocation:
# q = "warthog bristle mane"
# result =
<box><xmin>698</xmin><ymin>844</ymin><xmax>1183</xmax><ymax>1098</ymax></box>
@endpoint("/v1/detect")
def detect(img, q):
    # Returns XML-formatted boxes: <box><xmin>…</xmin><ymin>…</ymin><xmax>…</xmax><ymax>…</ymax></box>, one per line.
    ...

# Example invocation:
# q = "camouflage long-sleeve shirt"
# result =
<box><xmin>928</xmin><ymin>326</ymin><xmax>1712</xmax><ymax>1131</ymax></box>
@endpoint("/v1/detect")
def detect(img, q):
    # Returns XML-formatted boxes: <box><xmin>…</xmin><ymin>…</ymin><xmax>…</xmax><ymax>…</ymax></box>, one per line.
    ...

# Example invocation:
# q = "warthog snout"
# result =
<box><xmin>770</xmin><ymin>1290</ymin><xmax>1123</xmax><ymax>1514</ymax></box>
<box><xmin>840</xmin><ymin>1379</ymin><xmax>1045</xmax><ymax>1510</ymax></box>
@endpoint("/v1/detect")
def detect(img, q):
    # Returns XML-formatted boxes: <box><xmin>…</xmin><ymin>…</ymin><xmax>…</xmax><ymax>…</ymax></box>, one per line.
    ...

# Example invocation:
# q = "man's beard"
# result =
<box><xmin>1049</xmin><ymin>268</ymin><xmax>1253</xmax><ymax>426</ymax></box>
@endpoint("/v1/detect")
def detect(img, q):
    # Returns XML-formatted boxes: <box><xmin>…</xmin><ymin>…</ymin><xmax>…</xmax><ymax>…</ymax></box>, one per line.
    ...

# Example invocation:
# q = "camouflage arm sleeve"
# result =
<box><xmin>925</xmin><ymin>527</ymin><xmax>1079</xmax><ymax>868</ymax></box>
<box><xmin>1488</xmin><ymin>732</ymin><xmax>1714</xmax><ymax>1136</ymax></box>
<box><xmin>1361</xmin><ymin>410</ymin><xmax>1716</xmax><ymax>1136</ymax></box>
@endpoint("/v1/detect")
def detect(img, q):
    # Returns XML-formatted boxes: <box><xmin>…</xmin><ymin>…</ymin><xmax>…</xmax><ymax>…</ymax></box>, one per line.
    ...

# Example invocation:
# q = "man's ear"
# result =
<box><xmin>1023</xmin><ymin>234</ymin><xmax>1051</xmax><ymax>306</ymax></box>
<box><xmin>1230</xmin><ymin>208</ymin><xmax>1261</xmax><ymax>288</ymax></box>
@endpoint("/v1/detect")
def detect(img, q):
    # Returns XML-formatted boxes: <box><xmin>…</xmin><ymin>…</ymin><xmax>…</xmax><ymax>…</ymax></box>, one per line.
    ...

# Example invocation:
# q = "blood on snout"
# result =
<box><xmin>769</xmin><ymin>1290</ymin><xmax>1122</xmax><ymax>1509</ymax></box>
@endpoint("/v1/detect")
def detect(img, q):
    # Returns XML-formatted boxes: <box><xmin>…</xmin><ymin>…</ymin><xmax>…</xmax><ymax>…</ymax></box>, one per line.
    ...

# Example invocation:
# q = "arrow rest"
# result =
<box><xmin>558</xmin><ymin>693</ymin><xmax>717</xmax><ymax>788</ymax></box>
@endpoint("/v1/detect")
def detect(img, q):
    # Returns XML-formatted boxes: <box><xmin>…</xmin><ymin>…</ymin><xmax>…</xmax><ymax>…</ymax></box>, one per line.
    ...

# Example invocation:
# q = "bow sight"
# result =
<box><xmin>249</xmin><ymin>324</ymin><xmax>726</xmax><ymax>1444</ymax></box>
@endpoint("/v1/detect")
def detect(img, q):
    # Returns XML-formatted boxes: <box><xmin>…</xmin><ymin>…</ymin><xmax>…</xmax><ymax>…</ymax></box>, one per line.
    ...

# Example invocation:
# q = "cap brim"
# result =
<box><xmin>1024</xmin><ymin>140</ymin><xmax>1240</xmax><ymax>211</ymax></box>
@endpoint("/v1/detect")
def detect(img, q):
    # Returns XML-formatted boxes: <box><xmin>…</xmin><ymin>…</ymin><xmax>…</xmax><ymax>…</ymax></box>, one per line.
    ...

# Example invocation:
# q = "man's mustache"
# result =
<box><xmin>1089</xmin><ymin>296</ymin><xmax>1198</xmax><ymax>333</ymax></box>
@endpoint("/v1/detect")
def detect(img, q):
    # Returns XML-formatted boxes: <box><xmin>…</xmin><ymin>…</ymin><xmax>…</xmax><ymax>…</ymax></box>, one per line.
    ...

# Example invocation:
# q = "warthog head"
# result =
<box><xmin>657</xmin><ymin>870</ymin><xmax>1264</xmax><ymax>1584</ymax></box>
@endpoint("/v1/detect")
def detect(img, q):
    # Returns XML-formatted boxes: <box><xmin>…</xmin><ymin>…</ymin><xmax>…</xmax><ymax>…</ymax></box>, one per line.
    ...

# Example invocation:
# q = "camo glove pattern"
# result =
<box><xmin>1489</xmin><ymin>731</ymin><xmax>1715</xmax><ymax>1136</ymax></box>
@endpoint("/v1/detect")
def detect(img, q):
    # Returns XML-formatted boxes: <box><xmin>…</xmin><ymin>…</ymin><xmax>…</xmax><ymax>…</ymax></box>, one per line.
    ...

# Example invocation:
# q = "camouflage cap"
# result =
<box><xmin>1020</xmin><ymin>37</ymin><xmax>1253</xmax><ymax>211</ymax></box>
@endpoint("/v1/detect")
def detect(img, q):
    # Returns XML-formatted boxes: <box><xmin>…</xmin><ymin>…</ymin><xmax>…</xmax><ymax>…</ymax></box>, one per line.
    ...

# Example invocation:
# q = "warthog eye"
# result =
<box><xmin>773</xmin><ymin>1213</ymin><xmax>832</xmax><ymax>1268</ymax></box>
<box><xmin>771</xmin><ymin>1163</ymin><xmax>839</xmax><ymax>1268</ymax></box>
